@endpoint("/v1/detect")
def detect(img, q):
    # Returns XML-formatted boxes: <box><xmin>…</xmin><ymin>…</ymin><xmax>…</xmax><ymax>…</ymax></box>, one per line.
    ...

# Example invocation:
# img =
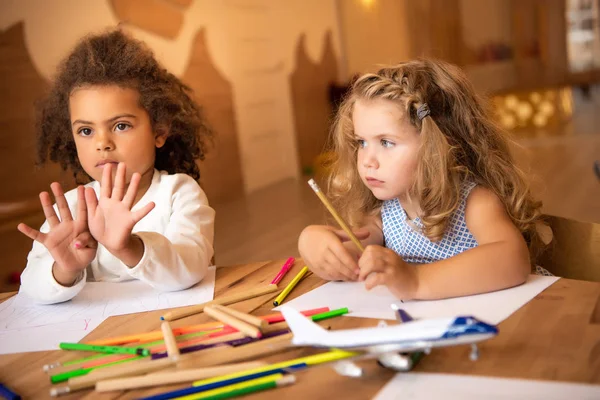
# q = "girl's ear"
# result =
<box><xmin>154</xmin><ymin>125</ymin><xmax>169</xmax><ymax>148</ymax></box>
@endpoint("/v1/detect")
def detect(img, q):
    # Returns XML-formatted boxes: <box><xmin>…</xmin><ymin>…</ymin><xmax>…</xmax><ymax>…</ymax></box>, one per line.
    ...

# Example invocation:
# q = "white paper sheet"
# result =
<box><xmin>276</xmin><ymin>274</ymin><xmax>559</xmax><ymax>323</ymax></box>
<box><xmin>373</xmin><ymin>373</ymin><xmax>600</xmax><ymax>400</ymax></box>
<box><xmin>0</xmin><ymin>266</ymin><xmax>216</xmax><ymax>354</ymax></box>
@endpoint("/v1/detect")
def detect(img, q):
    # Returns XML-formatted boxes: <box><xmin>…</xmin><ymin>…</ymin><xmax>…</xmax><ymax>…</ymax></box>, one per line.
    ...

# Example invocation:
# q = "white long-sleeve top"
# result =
<box><xmin>19</xmin><ymin>169</ymin><xmax>215</xmax><ymax>304</ymax></box>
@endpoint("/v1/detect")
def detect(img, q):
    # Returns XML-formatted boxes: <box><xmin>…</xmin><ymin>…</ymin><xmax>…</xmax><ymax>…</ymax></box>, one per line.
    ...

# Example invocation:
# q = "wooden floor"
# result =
<box><xmin>213</xmin><ymin>90</ymin><xmax>600</xmax><ymax>267</ymax></box>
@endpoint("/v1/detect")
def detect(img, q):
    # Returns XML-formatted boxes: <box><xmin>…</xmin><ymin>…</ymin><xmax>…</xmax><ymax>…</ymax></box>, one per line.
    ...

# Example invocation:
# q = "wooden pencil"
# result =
<box><xmin>204</xmin><ymin>306</ymin><xmax>262</xmax><ymax>339</ymax></box>
<box><xmin>308</xmin><ymin>178</ymin><xmax>365</xmax><ymax>252</ymax></box>
<box><xmin>95</xmin><ymin>361</ymin><xmax>266</xmax><ymax>392</ymax></box>
<box><xmin>160</xmin><ymin>284</ymin><xmax>279</xmax><ymax>322</ymax></box>
<box><xmin>161</xmin><ymin>321</ymin><xmax>181</xmax><ymax>361</ymax></box>
<box><xmin>211</xmin><ymin>304</ymin><xmax>268</xmax><ymax>329</ymax></box>
<box><xmin>49</xmin><ymin>358</ymin><xmax>176</xmax><ymax>396</ymax></box>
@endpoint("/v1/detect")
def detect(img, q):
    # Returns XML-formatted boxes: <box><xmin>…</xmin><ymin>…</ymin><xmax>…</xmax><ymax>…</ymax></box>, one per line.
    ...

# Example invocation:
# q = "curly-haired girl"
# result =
<box><xmin>299</xmin><ymin>59</ymin><xmax>547</xmax><ymax>301</ymax></box>
<box><xmin>18</xmin><ymin>29</ymin><xmax>215</xmax><ymax>304</ymax></box>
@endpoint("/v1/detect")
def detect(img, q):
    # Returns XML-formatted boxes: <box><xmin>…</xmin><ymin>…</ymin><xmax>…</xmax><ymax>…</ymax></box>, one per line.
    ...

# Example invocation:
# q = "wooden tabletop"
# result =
<box><xmin>1</xmin><ymin>259</ymin><xmax>599</xmax><ymax>399</ymax></box>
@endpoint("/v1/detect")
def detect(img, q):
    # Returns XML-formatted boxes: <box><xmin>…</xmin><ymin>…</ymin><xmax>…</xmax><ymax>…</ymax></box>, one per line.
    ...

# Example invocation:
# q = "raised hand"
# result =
<box><xmin>18</xmin><ymin>184</ymin><xmax>97</xmax><ymax>286</ymax></box>
<box><xmin>85</xmin><ymin>162</ymin><xmax>154</xmax><ymax>265</ymax></box>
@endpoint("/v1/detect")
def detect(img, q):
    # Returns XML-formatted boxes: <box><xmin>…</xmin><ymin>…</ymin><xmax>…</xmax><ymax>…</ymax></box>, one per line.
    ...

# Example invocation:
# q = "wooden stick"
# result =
<box><xmin>204</xmin><ymin>306</ymin><xmax>262</xmax><ymax>339</ymax></box>
<box><xmin>161</xmin><ymin>284</ymin><xmax>279</xmax><ymax>322</ymax></box>
<box><xmin>308</xmin><ymin>179</ymin><xmax>364</xmax><ymax>252</ymax></box>
<box><xmin>50</xmin><ymin>333</ymin><xmax>293</xmax><ymax>396</ymax></box>
<box><xmin>160</xmin><ymin>321</ymin><xmax>181</xmax><ymax>361</ymax></box>
<box><xmin>95</xmin><ymin>361</ymin><xmax>266</xmax><ymax>392</ymax></box>
<box><xmin>212</xmin><ymin>304</ymin><xmax>268</xmax><ymax>329</ymax></box>
<box><xmin>177</xmin><ymin>333</ymin><xmax>293</xmax><ymax>369</ymax></box>
<box><xmin>49</xmin><ymin>358</ymin><xmax>176</xmax><ymax>396</ymax></box>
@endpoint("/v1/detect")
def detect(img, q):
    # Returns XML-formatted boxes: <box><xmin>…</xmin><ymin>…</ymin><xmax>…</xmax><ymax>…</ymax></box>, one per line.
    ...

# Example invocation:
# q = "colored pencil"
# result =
<box><xmin>211</xmin><ymin>305</ymin><xmax>268</xmax><ymax>329</ymax></box>
<box><xmin>59</xmin><ymin>342</ymin><xmax>150</xmax><ymax>357</ymax></box>
<box><xmin>270</xmin><ymin>257</ymin><xmax>295</xmax><ymax>285</ymax></box>
<box><xmin>308</xmin><ymin>179</ymin><xmax>364</xmax><ymax>252</ymax></box>
<box><xmin>273</xmin><ymin>266</ymin><xmax>309</xmax><ymax>306</ymax></box>
<box><xmin>195</xmin><ymin>375</ymin><xmax>296</xmax><ymax>400</ymax></box>
<box><xmin>160</xmin><ymin>284</ymin><xmax>279</xmax><ymax>322</ymax></box>
<box><xmin>204</xmin><ymin>306</ymin><xmax>262</xmax><ymax>339</ymax></box>
<box><xmin>95</xmin><ymin>361</ymin><xmax>267</xmax><ymax>392</ymax></box>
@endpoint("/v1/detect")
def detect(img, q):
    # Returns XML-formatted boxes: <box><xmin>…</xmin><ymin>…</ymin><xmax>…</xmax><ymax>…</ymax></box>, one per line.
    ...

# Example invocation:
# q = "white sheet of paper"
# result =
<box><xmin>373</xmin><ymin>373</ymin><xmax>600</xmax><ymax>400</ymax></box>
<box><xmin>276</xmin><ymin>274</ymin><xmax>558</xmax><ymax>323</ymax></box>
<box><xmin>0</xmin><ymin>266</ymin><xmax>216</xmax><ymax>354</ymax></box>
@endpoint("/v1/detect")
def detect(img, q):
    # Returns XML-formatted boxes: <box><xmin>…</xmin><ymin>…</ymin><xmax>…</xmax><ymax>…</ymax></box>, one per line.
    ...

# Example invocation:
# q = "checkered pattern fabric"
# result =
<box><xmin>382</xmin><ymin>182</ymin><xmax>479</xmax><ymax>264</ymax></box>
<box><xmin>380</xmin><ymin>181</ymin><xmax>553</xmax><ymax>276</ymax></box>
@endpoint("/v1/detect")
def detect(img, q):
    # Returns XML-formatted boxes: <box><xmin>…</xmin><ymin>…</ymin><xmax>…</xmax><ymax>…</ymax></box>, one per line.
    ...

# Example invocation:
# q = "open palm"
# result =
<box><xmin>18</xmin><ymin>184</ymin><xmax>97</xmax><ymax>276</ymax></box>
<box><xmin>86</xmin><ymin>163</ymin><xmax>155</xmax><ymax>253</ymax></box>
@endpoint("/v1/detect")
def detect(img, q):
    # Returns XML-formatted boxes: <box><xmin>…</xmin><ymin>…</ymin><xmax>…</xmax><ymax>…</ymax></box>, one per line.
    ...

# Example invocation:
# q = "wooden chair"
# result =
<box><xmin>538</xmin><ymin>215</ymin><xmax>600</xmax><ymax>282</ymax></box>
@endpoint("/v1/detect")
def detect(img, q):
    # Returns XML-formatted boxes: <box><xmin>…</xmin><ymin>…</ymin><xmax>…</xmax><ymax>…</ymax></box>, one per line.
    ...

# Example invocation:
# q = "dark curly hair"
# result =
<box><xmin>36</xmin><ymin>29</ymin><xmax>211</xmax><ymax>183</ymax></box>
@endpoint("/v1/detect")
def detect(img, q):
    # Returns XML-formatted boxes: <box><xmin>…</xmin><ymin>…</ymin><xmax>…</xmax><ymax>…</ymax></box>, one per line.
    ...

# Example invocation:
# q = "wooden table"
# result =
<box><xmin>1</xmin><ymin>259</ymin><xmax>599</xmax><ymax>399</ymax></box>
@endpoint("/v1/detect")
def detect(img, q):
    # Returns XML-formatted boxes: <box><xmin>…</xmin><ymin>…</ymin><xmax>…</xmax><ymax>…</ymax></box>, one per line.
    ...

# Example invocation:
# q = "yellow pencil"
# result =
<box><xmin>273</xmin><ymin>266</ymin><xmax>309</xmax><ymax>306</ymax></box>
<box><xmin>307</xmin><ymin>179</ymin><xmax>364</xmax><ymax>252</ymax></box>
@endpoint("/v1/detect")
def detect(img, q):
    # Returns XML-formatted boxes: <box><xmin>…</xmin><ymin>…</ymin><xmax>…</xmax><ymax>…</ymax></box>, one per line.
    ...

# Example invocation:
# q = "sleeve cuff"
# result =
<box><xmin>125</xmin><ymin>233</ymin><xmax>150</xmax><ymax>278</ymax></box>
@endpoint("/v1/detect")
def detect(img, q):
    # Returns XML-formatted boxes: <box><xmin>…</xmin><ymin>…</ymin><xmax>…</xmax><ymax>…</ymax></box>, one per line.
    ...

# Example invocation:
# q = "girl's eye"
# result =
<box><xmin>115</xmin><ymin>123</ymin><xmax>131</xmax><ymax>132</ymax></box>
<box><xmin>381</xmin><ymin>139</ymin><xmax>395</xmax><ymax>148</ymax></box>
<box><xmin>78</xmin><ymin>128</ymin><xmax>92</xmax><ymax>137</ymax></box>
<box><xmin>356</xmin><ymin>139</ymin><xmax>367</xmax><ymax>148</ymax></box>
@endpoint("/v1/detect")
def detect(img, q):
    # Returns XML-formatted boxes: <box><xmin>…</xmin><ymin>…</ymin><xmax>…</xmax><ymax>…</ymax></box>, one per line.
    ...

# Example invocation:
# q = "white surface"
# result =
<box><xmin>276</xmin><ymin>275</ymin><xmax>559</xmax><ymax>324</ymax></box>
<box><xmin>373</xmin><ymin>373</ymin><xmax>600</xmax><ymax>400</ymax></box>
<box><xmin>0</xmin><ymin>267</ymin><xmax>215</xmax><ymax>354</ymax></box>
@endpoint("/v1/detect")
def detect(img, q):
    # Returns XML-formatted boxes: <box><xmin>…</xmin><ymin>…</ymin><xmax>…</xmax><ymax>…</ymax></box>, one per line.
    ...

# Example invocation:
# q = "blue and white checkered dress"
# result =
<box><xmin>381</xmin><ymin>182</ymin><xmax>553</xmax><ymax>276</ymax></box>
<box><xmin>382</xmin><ymin>182</ymin><xmax>478</xmax><ymax>264</ymax></box>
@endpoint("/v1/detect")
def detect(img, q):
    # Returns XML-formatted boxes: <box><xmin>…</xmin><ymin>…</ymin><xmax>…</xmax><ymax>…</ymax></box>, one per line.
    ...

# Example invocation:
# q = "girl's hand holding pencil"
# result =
<box><xmin>358</xmin><ymin>245</ymin><xmax>418</xmax><ymax>300</ymax></box>
<box><xmin>17</xmin><ymin>183</ymin><xmax>97</xmax><ymax>286</ymax></box>
<box><xmin>85</xmin><ymin>162</ymin><xmax>155</xmax><ymax>266</ymax></box>
<box><xmin>298</xmin><ymin>225</ymin><xmax>369</xmax><ymax>281</ymax></box>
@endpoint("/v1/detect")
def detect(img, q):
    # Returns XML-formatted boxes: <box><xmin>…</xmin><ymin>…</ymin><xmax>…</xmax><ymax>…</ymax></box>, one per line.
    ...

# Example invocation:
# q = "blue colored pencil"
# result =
<box><xmin>0</xmin><ymin>383</ymin><xmax>21</xmax><ymax>400</ymax></box>
<box><xmin>138</xmin><ymin>363</ymin><xmax>307</xmax><ymax>400</ymax></box>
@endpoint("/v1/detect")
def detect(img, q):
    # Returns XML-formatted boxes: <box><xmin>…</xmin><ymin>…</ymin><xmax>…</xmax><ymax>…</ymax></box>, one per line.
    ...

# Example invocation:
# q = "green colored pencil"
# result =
<box><xmin>191</xmin><ymin>375</ymin><xmax>296</xmax><ymax>400</ymax></box>
<box><xmin>311</xmin><ymin>307</ymin><xmax>349</xmax><ymax>321</ymax></box>
<box><xmin>59</xmin><ymin>342</ymin><xmax>150</xmax><ymax>356</ymax></box>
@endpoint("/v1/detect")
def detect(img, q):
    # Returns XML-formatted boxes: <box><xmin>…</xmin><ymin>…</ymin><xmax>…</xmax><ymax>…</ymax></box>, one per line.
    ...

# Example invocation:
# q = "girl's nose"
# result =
<box><xmin>362</xmin><ymin>149</ymin><xmax>379</xmax><ymax>169</ymax></box>
<box><xmin>95</xmin><ymin>132</ymin><xmax>115</xmax><ymax>152</ymax></box>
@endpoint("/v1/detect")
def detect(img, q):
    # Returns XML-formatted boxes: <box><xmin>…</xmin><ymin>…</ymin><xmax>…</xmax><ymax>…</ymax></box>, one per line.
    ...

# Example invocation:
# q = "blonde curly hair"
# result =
<box><xmin>327</xmin><ymin>59</ymin><xmax>543</xmax><ymax>253</ymax></box>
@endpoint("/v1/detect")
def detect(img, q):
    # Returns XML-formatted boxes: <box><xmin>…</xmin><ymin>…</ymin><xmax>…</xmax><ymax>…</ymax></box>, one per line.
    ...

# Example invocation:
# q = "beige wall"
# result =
<box><xmin>0</xmin><ymin>0</ymin><xmax>343</xmax><ymax>194</ymax></box>
<box><xmin>460</xmin><ymin>0</ymin><xmax>512</xmax><ymax>54</ymax></box>
<box><xmin>337</xmin><ymin>0</ymin><xmax>413</xmax><ymax>77</ymax></box>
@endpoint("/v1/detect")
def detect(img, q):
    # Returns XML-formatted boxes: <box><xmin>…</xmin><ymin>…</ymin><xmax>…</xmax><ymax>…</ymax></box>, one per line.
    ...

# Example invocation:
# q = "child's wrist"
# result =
<box><xmin>111</xmin><ymin>235</ymin><xmax>144</xmax><ymax>268</ymax></box>
<box><xmin>52</xmin><ymin>263</ymin><xmax>80</xmax><ymax>287</ymax></box>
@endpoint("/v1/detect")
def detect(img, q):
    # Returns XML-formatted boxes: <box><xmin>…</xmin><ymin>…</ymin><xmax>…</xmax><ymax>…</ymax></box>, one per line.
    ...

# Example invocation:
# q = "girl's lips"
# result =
<box><xmin>96</xmin><ymin>160</ymin><xmax>119</xmax><ymax>167</ymax></box>
<box><xmin>366</xmin><ymin>177</ymin><xmax>384</xmax><ymax>187</ymax></box>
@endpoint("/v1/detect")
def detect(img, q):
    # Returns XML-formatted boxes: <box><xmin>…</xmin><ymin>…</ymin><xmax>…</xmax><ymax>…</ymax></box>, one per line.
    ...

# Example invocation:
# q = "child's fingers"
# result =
<box><xmin>357</xmin><ymin>252</ymin><xmax>384</xmax><ymax>281</ymax></box>
<box><xmin>84</xmin><ymin>187</ymin><xmax>99</xmax><ymax>217</ymax></box>
<box><xmin>50</xmin><ymin>182</ymin><xmax>73</xmax><ymax>223</ymax></box>
<box><xmin>326</xmin><ymin>249</ymin><xmax>357</xmax><ymax>281</ymax></box>
<box><xmin>364</xmin><ymin>271</ymin><xmax>384</xmax><ymax>290</ymax></box>
<box><xmin>74</xmin><ymin>232</ymin><xmax>98</xmax><ymax>249</ymax></box>
<box><xmin>75</xmin><ymin>186</ymin><xmax>87</xmax><ymax>227</ymax></box>
<box><xmin>39</xmin><ymin>191</ymin><xmax>59</xmax><ymax>228</ymax></box>
<box><xmin>331</xmin><ymin>241</ymin><xmax>359</xmax><ymax>270</ymax></box>
<box><xmin>334</xmin><ymin>228</ymin><xmax>370</xmax><ymax>243</ymax></box>
<box><xmin>100</xmin><ymin>162</ymin><xmax>113</xmax><ymax>198</ymax></box>
<box><xmin>122</xmin><ymin>172</ymin><xmax>140</xmax><ymax>208</ymax></box>
<box><xmin>131</xmin><ymin>201</ymin><xmax>155</xmax><ymax>223</ymax></box>
<box><xmin>112</xmin><ymin>162</ymin><xmax>127</xmax><ymax>201</ymax></box>
<box><xmin>17</xmin><ymin>223</ymin><xmax>46</xmax><ymax>243</ymax></box>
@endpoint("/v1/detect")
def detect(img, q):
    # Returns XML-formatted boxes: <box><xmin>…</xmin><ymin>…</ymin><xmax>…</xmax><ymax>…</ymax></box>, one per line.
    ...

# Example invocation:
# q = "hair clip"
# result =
<box><xmin>417</xmin><ymin>103</ymin><xmax>430</xmax><ymax>121</ymax></box>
